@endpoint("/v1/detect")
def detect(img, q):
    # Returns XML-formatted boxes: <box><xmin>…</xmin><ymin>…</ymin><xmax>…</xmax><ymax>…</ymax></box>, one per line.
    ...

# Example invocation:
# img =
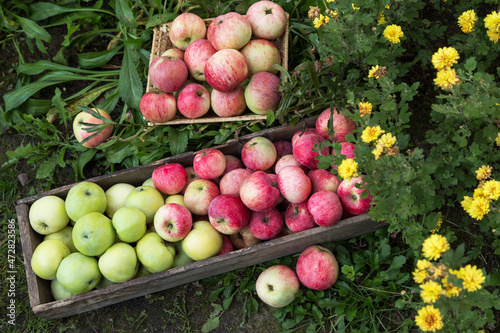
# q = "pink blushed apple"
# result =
<box><xmin>296</xmin><ymin>245</ymin><xmax>339</xmax><ymax>290</ymax></box>
<box><xmin>274</xmin><ymin>154</ymin><xmax>307</xmax><ymax>175</ymax></box>
<box><xmin>211</xmin><ymin>86</ymin><xmax>246</xmax><ymax>117</ymax></box>
<box><xmin>316</xmin><ymin>107</ymin><xmax>356</xmax><ymax>143</ymax></box>
<box><xmin>161</xmin><ymin>48</ymin><xmax>184</xmax><ymax>60</ymax></box>
<box><xmin>245</xmin><ymin>1</ymin><xmax>288</xmax><ymax>40</ymax></box>
<box><xmin>239</xmin><ymin>171</ymin><xmax>280</xmax><ymax>212</ymax></box>
<box><xmin>291</xmin><ymin>128</ymin><xmax>317</xmax><ymax>147</ymax></box>
<box><xmin>184</xmin><ymin>39</ymin><xmax>216</xmax><ymax>81</ymax></box>
<box><xmin>207</xmin><ymin>12</ymin><xmax>252</xmax><ymax>50</ymax></box>
<box><xmin>240</xmin><ymin>39</ymin><xmax>281</xmax><ymax>75</ymax></box>
<box><xmin>222</xmin><ymin>155</ymin><xmax>244</xmax><ymax>176</ymax></box>
<box><xmin>244</xmin><ymin>71</ymin><xmax>281</xmax><ymax>115</ymax></box>
<box><xmin>292</xmin><ymin>133</ymin><xmax>330</xmax><ymax>170</ymax></box>
<box><xmin>152</xmin><ymin>163</ymin><xmax>188</xmax><ymax>195</ymax></box>
<box><xmin>139</xmin><ymin>92</ymin><xmax>177</xmax><ymax>123</ymax></box>
<box><xmin>337</xmin><ymin>176</ymin><xmax>373</xmax><ymax>216</ymax></box>
<box><xmin>274</xmin><ymin>140</ymin><xmax>293</xmax><ymax>158</ymax></box>
<box><xmin>285</xmin><ymin>202</ymin><xmax>317</xmax><ymax>233</ymax></box>
<box><xmin>248</xmin><ymin>208</ymin><xmax>283</xmax><ymax>240</ymax></box>
<box><xmin>217</xmin><ymin>235</ymin><xmax>234</xmax><ymax>255</ymax></box>
<box><xmin>307</xmin><ymin>169</ymin><xmax>341</xmax><ymax>194</ymax></box>
<box><xmin>149</xmin><ymin>55</ymin><xmax>188</xmax><ymax>93</ymax></box>
<box><xmin>177</xmin><ymin>83</ymin><xmax>211</xmax><ymax>119</ymax></box>
<box><xmin>193</xmin><ymin>148</ymin><xmax>226</xmax><ymax>180</ymax></box>
<box><xmin>277</xmin><ymin>165</ymin><xmax>311</xmax><ymax>204</ymax></box>
<box><xmin>182</xmin><ymin>166</ymin><xmax>200</xmax><ymax>194</ymax></box>
<box><xmin>169</xmin><ymin>13</ymin><xmax>207</xmax><ymax>50</ymax></box>
<box><xmin>205</xmin><ymin>49</ymin><xmax>248</xmax><ymax>92</ymax></box>
<box><xmin>73</xmin><ymin>108</ymin><xmax>113</xmax><ymax>148</ymax></box>
<box><xmin>219</xmin><ymin>168</ymin><xmax>252</xmax><ymax>196</ymax></box>
<box><xmin>208</xmin><ymin>194</ymin><xmax>250</xmax><ymax>235</ymax></box>
<box><xmin>241</xmin><ymin>136</ymin><xmax>277</xmax><ymax>171</ymax></box>
<box><xmin>230</xmin><ymin>226</ymin><xmax>261</xmax><ymax>249</ymax></box>
<box><xmin>307</xmin><ymin>191</ymin><xmax>343</xmax><ymax>227</ymax></box>
<box><xmin>183</xmin><ymin>179</ymin><xmax>220</xmax><ymax>216</ymax></box>
<box><xmin>154</xmin><ymin>203</ymin><xmax>193</xmax><ymax>242</ymax></box>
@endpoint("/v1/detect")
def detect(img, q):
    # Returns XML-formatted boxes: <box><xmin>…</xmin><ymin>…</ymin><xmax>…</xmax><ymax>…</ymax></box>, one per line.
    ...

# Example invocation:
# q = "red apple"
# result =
<box><xmin>222</xmin><ymin>155</ymin><xmax>244</xmax><ymax>176</ymax></box>
<box><xmin>292</xmin><ymin>133</ymin><xmax>329</xmax><ymax>170</ymax></box>
<box><xmin>218</xmin><ymin>235</ymin><xmax>234</xmax><ymax>255</ymax></box>
<box><xmin>208</xmin><ymin>194</ymin><xmax>251</xmax><ymax>235</ymax></box>
<box><xmin>246</xmin><ymin>0</ymin><xmax>288</xmax><ymax>39</ymax></box>
<box><xmin>169</xmin><ymin>13</ymin><xmax>207</xmax><ymax>50</ymax></box>
<box><xmin>183</xmin><ymin>179</ymin><xmax>220</xmax><ymax>216</ymax></box>
<box><xmin>291</xmin><ymin>128</ymin><xmax>316</xmax><ymax>147</ymax></box>
<box><xmin>241</xmin><ymin>136</ymin><xmax>277</xmax><ymax>171</ymax></box>
<box><xmin>73</xmin><ymin>108</ymin><xmax>113</xmax><ymax>148</ymax></box>
<box><xmin>161</xmin><ymin>48</ymin><xmax>184</xmax><ymax>60</ymax></box>
<box><xmin>274</xmin><ymin>154</ymin><xmax>307</xmax><ymax>174</ymax></box>
<box><xmin>239</xmin><ymin>171</ymin><xmax>280</xmax><ymax>212</ymax></box>
<box><xmin>153</xmin><ymin>203</ymin><xmax>193</xmax><ymax>242</ymax></box>
<box><xmin>316</xmin><ymin>107</ymin><xmax>356</xmax><ymax>143</ymax></box>
<box><xmin>240</xmin><ymin>39</ymin><xmax>281</xmax><ymax>75</ymax></box>
<box><xmin>244</xmin><ymin>71</ymin><xmax>281</xmax><ymax>115</ymax></box>
<box><xmin>181</xmin><ymin>166</ymin><xmax>200</xmax><ymax>195</ymax></box>
<box><xmin>274</xmin><ymin>140</ymin><xmax>293</xmax><ymax>158</ymax></box>
<box><xmin>277</xmin><ymin>165</ymin><xmax>311</xmax><ymax>204</ymax></box>
<box><xmin>149</xmin><ymin>55</ymin><xmax>188</xmax><ymax>93</ymax></box>
<box><xmin>193</xmin><ymin>148</ymin><xmax>226</xmax><ymax>180</ymax></box>
<box><xmin>285</xmin><ymin>202</ymin><xmax>317</xmax><ymax>233</ymax></box>
<box><xmin>248</xmin><ymin>208</ymin><xmax>283</xmax><ymax>240</ymax></box>
<box><xmin>296</xmin><ymin>245</ymin><xmax>339</xmax><ymax>290</ymax></box>
<box><xmin>219</xmin><ymin>168</ymin><xmax>252</xmax><ymax>196</ymax></box>
<box><xmin>337</xmin><ymin>176</ymin><xmax>373</xmax><ymax>216</ymax></box>
<box><xmin>229</xmin><ymin>226</ymin><xmax>261</xmax><ymax>249</ymax></box>
<box><xmin>207</xmin><ymin>12</ymin><xmax>252</xmax><ymax>50</ymax></box>
<box><xmin>211</xmin><ymin>86</ymin><xmax>247</xmax><ymax>117</ymax></box>
<box><xmin>205</xmin><ymin>49</ymin><xmax>248</xmax><ymax>92</ymax></box>
<box><xmin>139</xmin><ymin>92</ymin><xmax>177</xmax><ymax>123</ymax></box>
<box><xmin>307</xmin><ymin>169</ymin><xmax>340</xmax><ymax>194</ymax></box>
<box><xmin>177</xmin><ymin>83</ymin><xmax>211</xmax><ymax>119</ymax></box>
<box><xmin>152</xmin><ymin>163</ymin><xmax>188</xmax><ymax>195</ymax></box>
<box><xmin>184</xmin><ymin>39</ymin><xmax>217</xmax><ymax>81</ymax></box>
<box><xmin>307</xmin><ymin>191</ymin><xmax>343</xmax><ymax>227</ymax></box>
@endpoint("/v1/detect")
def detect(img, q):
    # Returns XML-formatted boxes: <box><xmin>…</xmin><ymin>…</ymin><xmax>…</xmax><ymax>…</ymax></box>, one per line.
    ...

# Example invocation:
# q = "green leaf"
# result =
<box><xmin>78</xmin><ymin>45</ymin><xmax>124</xmax><ymax>69</ymax></box>
<box><xmin>201</xmin><ymin>316</ymin><xmax>220</xmax><ymax>333</ymax></box>
<box><xmin>119</xmin><ymin>39</ymin><xmax>143</xmax><ymax>110</ymax></box>
<box><xmin>30</xmin><ymin>2</ymin><xmax>79</xmax><ymax>21</ymax></box>
<box><xmin>115</xmin><ymin>0</ymin><xmax>137</xmax><ymax>29</ymax></box>
<box><xmin>464</xmin><ymin>57</ymin><xmax>477</xmax><ymax>72</ymax></box>
<box><xmin>17</xmin><ymin>16</ymin><xmax>51</xmax><ymax>42</ymax></box>
<box><xmin>77</xmin><ymin>149</ymin><xmax>97</xmax><ymax>179</ymax></box>
<box><xmin>168</xmin><ymin>127</ymin><xmax>189</xmax><ymax>156</ymax></box>
<box><xmin>266</xmin><ymin>110</ymin><xmax>275</xmax><ymax>127</ymax></box>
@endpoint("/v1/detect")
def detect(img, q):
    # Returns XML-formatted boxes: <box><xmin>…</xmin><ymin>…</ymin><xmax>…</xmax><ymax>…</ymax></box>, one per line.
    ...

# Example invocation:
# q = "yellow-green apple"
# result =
<box><xmin>139</xmin><ymin>92</ymin><xmax>177</xmax><ymax>123</ymax></box>
<box><xmin>222</xmin><ymin>155</ymin><xmax>244</xmax><ymax>176</ymax></box>
<box><xmin>239</xmin><ymin>171</ymin><xmax>280</xmax><ymax>212</ymax></box>
<box><xmin>274</xmin><ymin>154</ymin><xmax>308</xmax><ymax>175</ymax></box>
<box><xmin>142</xmin><ymin>178</ymin><xmax>155</xmax><ymax>187</ymax></box>
<box><xmin>44</xmin><ymin>226</ymin><xmax>77</xmax><ymax>253</ymax></box>
<box><xmin>246</xmin><ymin>0</ymin><xmax>288</xmax><ymax>39</ymax></box>
<box><xmin>148</xmin><ymin>55</ymin><xmax>188</xmax><ymax>93</ymax></box>
<box><xmin>217</xmin><ymin>234</ymin><xmax>234</xmax><ymax>255</ymax></box>
<box><xmin>169</xmin><ymin>13</ymin><xmax>206</xmax><ymax>50</ymax></box>
<box><xmin>307</xmin><ymin>191</ymin><xmax>343</xmax><ymax>227</ymax></box>
<box><xmin>162</xmin><ymin>48</ymin><xmax>184</xmax><ymax>60</ymax></box>
<box><xmin>291</xmin><ymin>128</ymin><xmax>316</xmax><ymax>147</ymax></box>
<box><xmin>204</xmin><ymin>49</ymin><xmax>248</xmax><ymax>92</ymax></box>
<box><xmin>315</xmin><ymin>107</ymin><xmax>356</xmax><ymax>143</ymax></box>
<box><xmin>211</xmin><ymin>86</ymin><xmax>246</xmax><ymax>117</ymax></box>
<box><xmin>154</xmin><ymin>203</ymin><xmax>193</xmax><ymax>242</ymax></box>
<box><xmin>105</xmin><ymin>182</ymin><xmax>135</xmax><ymax>218</ymax></box>
<box><xmin>244</xmin><ymin>72</ymin><xmax>281</xmax><ymax>115</ymax></box>
<box><xmin>51</xmin><ymin>279</ymin><xmax>77</xmax><ymax>300</ymax></box>
<box><xmin>183</xmin><ymin>179</ymin><xmax>220</xmax><ymax>216</ymax></box>
<box><xmin>65</xmin><ymin>181</ymin><xmax>107</xmax><ymax>222</ymax></box>
<box><xmin>172</xmin><ymin>241</ymin><xmax>195</xmax><ymax>267</ymax></box>
<box><xmin>193</xmin><ymin>148</ymin><xmax>226</xmax><ymax>180</ymax></box>
<box><xmin>73</xmin><ymin>212</ymin><xmax>116</xmax><ymax>256</ymax></box>
<box><xmin>229</xmin><ymin>225</ymin><xmax>261</xmax><ymax>249</ymax></box>
<box><xmin>98</xmin><ymin>243</ymin><xmax>139</xmax><ymax>283</ymax></box>
<box><xmin>307</xmin><ymin>169</ymin><xmax>340</xmax><ymax>194</ymax></box>
<box><xmin>284</xmin><ymin>202</ymin><xmax>317</xmax><ymax>233</ymax></box>
<box><xmin>96</xmin><ymin>276</ymin><xmax>117</xmax><ymax>289</ymax></box>
<box><xmin>56</xmin><ymin>252</ymin><xmax>101</xmax><ymax>294</ymax></box>
<box><xmin>177</xmin><ymin>83</ymin><xmax>211</xmax><ymax>119</ymax></box>
<box><xmin>277</xmin><ymin>165</ymin><xmax>312</xmax><ymax>204</ymax></box>
<box><xmin>112</xmin><ymin>206</ymin><xmax>147</xmax><ymax>243</ymax></box>
<box><xmin>125</xmin><ymin>185</ymin><xmax>164</xmax><ymax>224</ymax></box>
<box><xmin>274</xmin><ymin>140</ymin><xmax>293</xmax><ymax>158</ymax></box>
<box><xmin>29</xmin><ymin>195</ymin><xmax>69</xmax><ymax>235</ymax></box>
<box><xmin>134</xmin><ymin>264</ymin><xmax>153</xmax><ymax>278</ymax></box>
<box><xmin>152</xmin><ymin>163</ymin><xmax>187</xmax><ymax>195</ymax></box>
<box><xmin>73</xmin><ymin>108</ymin><xmax>113</xmax><ymax>148</ymax></box>
<box><xmin>240</xmin><ymin>39</ymin><xmax>281</xmax><ymax>75</ymax></box>
<box><xmin>31</xmin><ymin>239</ymin><xmax>70</xmax><ymax>280</ymax></box>
<box><xmin>184</xmin><ymin>39</ymin><xmax>216</xmax><ymax>81</ymax></box>
<box><xmin>292</xmin><ymin>133</ymin><xmax>329</xmax><ymax>170</ymax></box>
<box><xmin>295</xmin><ymin>245</ymin><xmax>339</xmax><ymax>290</ymax></box>
<box><xmin>256</xmin><ymin>265</ymin><xmax>300</xmax><ymax>308</ymax></box>
<box><xmin>181</xmin><ymin>220</ymin><xmax>223</xmax><ymax>261</ymax></box>
<box><xmin>207</xmin><ymin>12</ymin><xmax>252</xmax><ymax>50</ymax></box>
<box><xmin>241</xmin><ymin>136</ymin><xmax>277</xmax><ymax>171</ymax></box>
<box><xmin>248</xmin><ymin>208</ymin><xmax>283</xmax><ymax>240</ymax></box>
<box><xmin>208</xmin><ymin>194</ymin><xmax>250</xmax><ymax>235</ymax></box>
<box><xmin>219</xmin><ymin>168</ymin><xmax>252</xmax><ymax>196</ymax></box>
<box><xmin>337</xmin><ymin>176</ymin><xmax>373</xmax><ymax>216</ymax></box>
<box><xmin>165</xmin><ymin>194</ymin><xmax>185</xmax><ymax>206</ymax></box>
<box><xmin>136</xmin><ymin>232</ymin><xmax>174</xmax><ymax>273</ymax></box>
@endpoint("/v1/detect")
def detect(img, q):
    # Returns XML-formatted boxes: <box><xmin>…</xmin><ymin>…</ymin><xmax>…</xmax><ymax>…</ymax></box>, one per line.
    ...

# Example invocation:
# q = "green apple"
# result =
<box><xmin>112</xmin><ymin>207</ymin><xmax>147</xmax><ymax>243</ymax></box>
<box><xmin>105</xmin><ymin>183</ymin><xmax>136</xmax><ymax>218</ymax></box>
<box><xmin>44</xmin><ymin>226</ymin><xmax>77</xmax><ymax>253</ymax></box>
<box><xmin>142</xmin><ymin>178</ymin><xmax>155</xmax><ymax>187</ymax></box>
<box><xmin>96</xmin><ymin>276</ymin><xmax>116</xmax><ymax>289</ymax></box>
<box><xmin>134</xmin><ymin>264</ymin><xmax>153</xmax><ymax>278</ymax></box>
<box><xmin>31</xmin><ymin>239</ymin><xmax>70</xmax><ymax>280</ymax></box>
<box><xmin>172</xmin><ymin>241</ymin><xmax>194</xmax><ymax>267</ymax></box>
<box><xmin>72</xmin><ymin>212</ymin><xmax>115</xmax><ymax>256</ymax></box>
<box><xmin>51</xmin><ymin>279</ymin><xmax>77</xmax><ymax>300</ymax></box>
<box><xmin>56</xmin><ymin>252</ymin><xmax>101</xmax><ymax>294</ymax></box>
<box><xmin>181</xmin><ymin>221</ymin><xmax>223</xmax><ymax>261</ymax></box>
<box><xmin>98</xmin><ymin>243</ymin><xmax>139</xmax><ymax>283</ymax></box>
<box><xmin>136</xmin><ymin>232</ymin><xmax>174</xmax><ymax>273</ymax></box>
<box><xmin>65</xmin><ymin>181</ymin><xmax>107</xmax><ymax>222</ymax></box>
<box><xmin>165</xmin><ymin>194</ymin><xmax>185</xmax><ymax>206</ymax></box>
<box><xmin>29</xmin><ymin>195</ymin><xmax>69</xmax><ymax>235</ymax></box>
<box><xmin>125</xmin><ymin>186</ymin><xmax>164</xmax><ymax>224</ymax></box>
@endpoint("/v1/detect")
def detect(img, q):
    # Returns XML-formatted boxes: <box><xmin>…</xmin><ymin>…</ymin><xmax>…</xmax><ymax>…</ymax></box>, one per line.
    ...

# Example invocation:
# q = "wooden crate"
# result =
<box><xmin>145</xmin><ymin>14</ymin><xmax>290</xmax><ymax>126</ymax></box>
<box><xmin>16</xmin><ymin>116</ymin><xmax>388</xmax><ymax>320</ymax></box>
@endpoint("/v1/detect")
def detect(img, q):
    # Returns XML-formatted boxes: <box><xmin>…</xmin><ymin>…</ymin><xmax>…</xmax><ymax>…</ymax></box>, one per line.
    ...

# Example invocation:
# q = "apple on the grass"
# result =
<box><xmin>184</xmin><ymin>39</ymin><xmax>216</xmax><ymax>81</ymax></box>
<box><xmin>29</xmin><ymin>195</ymin><xmax>69</xmax><ymax>235</ymax></box>
<box><xmin>285</xmin><ymin>202</ymin><xmax>317</xmax><ymax>233</ymax></box>
<box><xmin>241</xmin><ymin>136</ymin><xmax>277</xmax><ymax>171</ymax></box>
<box><xmin>307</xmin><ymin>169</ymin><xmax>340</xmax><ymax>194</ymax></box>
<box><xmin>291</xmin><ymin>128</ymin><xmax>317</xmax><ymax>147</ymax></box>
<box><xmin>277</xmin><ymin>165</ymin><xmax>311</xmax><ymax>204</ymax></box>
<box><xmin>183</xmin><ymin>179</ymin><xmax>220</xmax><ymax>216</ymax></box>
<box><xmin>295</xmin><ymin>245</ymin><xmax>339</xmax><ymax>290</ymax></box>
<box><xmin>72</xmin><ymin>212</ymin><xmax>115</xmax><ymax>256</ymax></box>
<box><xmin>211</xmin><ymin>86</ymin><xmax>247</xmax><ymax>117</ymax></box>
<box><xmin>193</xmin><ymin>148</ymin><xmax>226</xmax><ymax>180</ymax></box>
<box><xmin>246</xmin><ymin>0</ymin><xmax>288</xmax><ymax>40</ymax></box>
<box><xmin>316</xmin><ymin>107</ymin><xmax>356</xmax><ymax>143</ymax></box>
<box><xmin>56</xmin><ymin>252</ymin><xmax>101</xmax><ymax>294</ymax></box>
<box><xmin>139</xmin><ymin>92</ymin><xmax>177</xmax><ymax>123</ymax></box>
<box><xmin>239</xmin><ymin>171</ymin><xmax>281</xmax><ymax>212</ymax></box>
<box><xmin>125</xmin><ymin>185</ymin><xmax>165</xmax><ymax>224</ymax></box>
<box><xmin>98</xmin><ymin>243</ymin><xmax>139</xmax><ymax>283</ymax></box>
<box><xmin>207</xmin><ymin>12</ymin><xmax>252</xmax><ymax>51</ymax></box>
<box><xmin>240</xmin><ymin>39</ymin><xmax>281</xmax><ymax>75</ymax></box>
<box><xmin>162</xmin><ymin>48</ymin><xmax>184</xmax><ymax>60</ymax></box>
<box><xmin>65</xmin><ymin>181</ymin><xmax>107</xmax><ymax>222</ymax></box>
<box><xmin>248</xmin><ymin>208</ymin><xmax>283</xmax><ymax>240</ymax></box>
<box><xmin>208</xmin><ymin>194</ymin><xmax>250</xmax><ymax>235</ymax></box>
<box><xmin>256</xmin><ymin>265</ymin><xmax>300</xmax><ymax>308</ymax></box>
<box><xmin>112</xmin><ymin>206</ymin><xmax>147</xmax><ymax>243</ymax></box>
<box><xmin>245</xmin><ymin>71</ymin><xmax>282</xmax><ymax>115</ymax></box>
<box><xmin>307</xmin><ymin>191</ymin><xmax>343</xmax><ymax>227</ymax></box>
<box><xmin>152</xmin><ymin>163</ymin><xmax>187</xmax><ymax>195</ymax></box>
<box><xmin>136</xmin><ymin>232</ymin><xmax>175</xmax><ymax>273</ymax></box>
<box><xmin>181</xmin><ymin>221</ymin><xmax>223</xmax><ymax>261</ymax></box>
<box><xmin>222</xmin><ymin>155</ymin><xmax>244</xmax><ymax>176</ymax></box>
<box><xmin>177</xmin><ymin>83</ymin><xmax>211</xmax><ymax>119</ymax></box>
<box><xmin>148</xmin><ymin>55</ymin><xmax>188</xmax><ymax>93</ymax></box>
<box><xmin>218</xmin><ymin>234</ymin><xmax>234</xmax><ymax>255</ymax></box>
<box><xmin>44</xmin><ymin>226</ymin><xmax>77</xmax><ymax>253</ymax></box>
<box><xmin>229</xmin><ymin>226</ymin><xmax>262</xmax><ymax>249</ymax></box>
<box><xmin>31</xmin><ymin>239</ymin><xmax>70</xmax><ymax>280</ymax></box>
<box><xmin>292</xmin><ymin>133</ymin><xmax>330</xmax><ymax>170</ymax></box>
<box><xmin>337</xmin><ymin>176</ymin><xmax>373</xmax><ymax>216</ymax></box>
<box><xmin>168</xmin><ymin>12</ymin><xmax>207</xmax><ymax>50</ymax></box>
<box><xmin>105</xmin><ymin>183</ymin><xmax>135</xmax><ymax>218</ymax></box>
<box><xmin>73</xmin><ymin>108</ymin><xmax>114</xmax><ymax>148</ymax></box>
<box><xmin>154</xmin><ymin>203</ymin><xmax>193</xmax><ymax>242</ymax></box>
<box><xmin>219</xmin><ymin>168</ymin><xmax>252</xmax><ymax>196</ymax></box>
<box><xmin>204</xmin><ymin>49</ymin><xmax>248</xmax><ymax>92</ymax></box>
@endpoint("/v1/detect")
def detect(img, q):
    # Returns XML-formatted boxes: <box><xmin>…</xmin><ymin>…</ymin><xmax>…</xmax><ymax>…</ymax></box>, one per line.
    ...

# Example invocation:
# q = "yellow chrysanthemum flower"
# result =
<box><xmin>313</xmin><ymin>14</ymin><xmax>330</xmax><ymax>28</ymax></box>
<box><xmin>476</xmin><ymin>165</ymin><xmax>492</xmax><ymax>180</ymax></box>
<box><xmin>442</xmin><ymin>277</ymin><xmax>461</xmax><ymax>297</ymax></box>
<box><xmin>451</xmin><ymin>265</ymin><xmax>485</xmax><ymax>292</ymax></box>
<box><xmin>383</xmin><ymin>24</ymin><xmax>404</xmax><ymax>44</ymax></box>
<box><xmin>417</xmin><ymin>259</ymin><xmax>432</xmax><ymax>270</ymax></box>
<box><xmin>372</xmin><ymin>145</ymin><xmax>384</xmax><ymax>160</ymax></box>
<box><xmin>461</xmin><ymin>195</ymin><xmax>473</xmax><ymax>211</ymax></box>
<box><xmin>466</xmin><ymin>196</ymin><xmax>490</xmax><ymax>220</ymax></box>
<box><xmin>359</xmin><ymin>101</ymin><xmax>373</xmax><ymax>117</ymax></box>
<box><xmin>482</xmin><ymin>180</ymin><xmax>500</xmax><ymax>200</ymax></box>
<box><xmin>415</xmin><ymin>305</ymin><xmax>444</xmax><ymax>332</ymax></box>
<box><xmin>352</xmin><ymin>3</ymin><xmax>360</xmax><ymax>10</ymax></box>
<box><xmin>338</xmin><ymin>158</ymin><xmax>358</xmax><ymax>180</ymax></box>
<box><xmin>378</xmin><ymin>13</ymin><xmax>386</xmax><ymax>25</ymax></box>
<box><xmin>413</xmin><ymin>269</ymin><xmax>429</xmax><ymax>284</ymax></box>
<box><xmin>368</xmin><ymin>65</ymin><xmax>380</xmax><ymax>79</ymax></box>
<box><xmin>361</xmin><ymin>126</ymin><xmax>385</xmax><ymax>143</ymax></box>
<box><xmin>484</xmin><ymin>11</ymin><xmax>500</xmax><ymax>31</ymax></box>
<box><xmin>486</xmin><ymin>29</ymin><xmax>500</xmax><ymax>44</ymax></box>
<box><xmin>495</xmin><ymin>133</ymin><xmax>500</xmax><ymax>147</ymax></box>
<box><xmin>458</xmin><ymin>10</ymin><xmax>477</xmax><ymax>34</ymax></box>
<box><xmin>327</xmin><ymin>0</ymin><xmax>335</xmax><ymax>2</ymax></box>
<box><xmin>434</xmin><ymin>69</ymin><xmax>460</xmax><ymax>90</ymax></box>
<box><xmin>420</xmin><ymin>280</ymin><xmax>443</xmax><ymax>304</ymax></box>
<box><xmin>473</xmin><ymin>187</ymin><xmax>486</xmax><ymax>199</ymax></box>
<box><xmin>377</xmin><ymin>133</ymin><xmax>396</xmax><ymax>149</ymax></box>
<box><xmin>431</xmin><ymin>47</ymin><xmax>460</xmax><ymax>71</ymax></box>
<box><xmin>430</xmin><ymin>217</ymin><xmax>443</xmax><ymax>233</ymax></box>
<box><xmin>422</xmin><ymin>234</ymin><xmax>450</xmax><ymax>261</ymax></box>
<box><xmin>430</xmin><ymin>263</ymin><xmax>447</xmax><ymax>280</ymax></box>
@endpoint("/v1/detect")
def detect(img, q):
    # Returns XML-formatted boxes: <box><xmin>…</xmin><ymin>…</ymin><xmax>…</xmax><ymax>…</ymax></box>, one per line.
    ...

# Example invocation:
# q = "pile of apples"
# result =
<box><xmin>140</xmin><ymin>0</ymin><xmax>288</xmax><ymax>122</ymax></box>
<box><xmin>28</xmin><ymin>107</ymin><xmax>372</xmax><ymax>302</ymax></box>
